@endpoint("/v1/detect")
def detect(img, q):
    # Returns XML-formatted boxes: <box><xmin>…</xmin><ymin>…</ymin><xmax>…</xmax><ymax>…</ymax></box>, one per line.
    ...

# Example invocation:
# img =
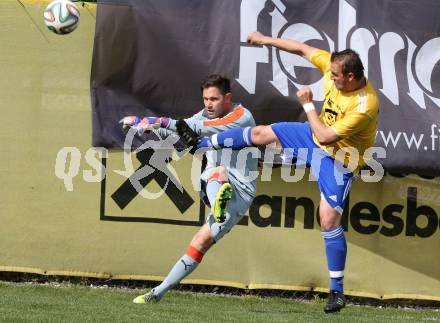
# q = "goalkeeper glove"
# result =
<box><xmin>119</xmin><ymin>116</ymin><xmax>170</xmax><ymax>135</ymax></box>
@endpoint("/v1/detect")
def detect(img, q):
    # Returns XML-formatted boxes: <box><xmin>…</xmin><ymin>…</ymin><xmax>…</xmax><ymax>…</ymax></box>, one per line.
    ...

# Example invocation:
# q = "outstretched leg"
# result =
<box><xmin>175</xmin><ymin>120</ymin><xmax>282</xmax><ymax>150</ymax></box>
<box><xmin>197</xmin><ymin>125</ymin><xmax>281</xmax><ymax>149</ymax></box>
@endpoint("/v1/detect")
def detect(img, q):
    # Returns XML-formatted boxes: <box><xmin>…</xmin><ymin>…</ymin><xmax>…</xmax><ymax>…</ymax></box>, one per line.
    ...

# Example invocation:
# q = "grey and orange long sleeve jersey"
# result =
<box><xmin>153</xmin><ymin>104</ymin><xmax>258</xmax><ymax>203</ymax></box>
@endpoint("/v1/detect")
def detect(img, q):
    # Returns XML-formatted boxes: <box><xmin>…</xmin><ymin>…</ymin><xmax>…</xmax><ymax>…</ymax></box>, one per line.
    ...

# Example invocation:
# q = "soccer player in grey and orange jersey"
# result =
<box><xmin>120</xmin><ymin>74</ymin><xmax>258</xmax><ymax>303</ymax></box>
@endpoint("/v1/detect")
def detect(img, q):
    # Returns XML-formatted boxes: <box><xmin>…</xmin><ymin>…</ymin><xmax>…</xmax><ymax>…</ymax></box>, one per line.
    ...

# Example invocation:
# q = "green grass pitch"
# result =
<box><xmin>0</xmin><ymin>282</ymin><xmax>439</xmax><ymax>322</ymax></box>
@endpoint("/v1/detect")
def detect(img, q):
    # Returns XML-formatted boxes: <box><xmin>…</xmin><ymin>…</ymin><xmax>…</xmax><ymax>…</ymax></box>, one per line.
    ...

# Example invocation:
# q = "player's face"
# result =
<box><xmin>203</xmin><ymin>86</ymin><xmax>232</xmax><ymax>119</ymax></box>
<box><xmin>330</xmin><ymin>61</ymin><xmax>352</xmax><ymax>91</ymax></box>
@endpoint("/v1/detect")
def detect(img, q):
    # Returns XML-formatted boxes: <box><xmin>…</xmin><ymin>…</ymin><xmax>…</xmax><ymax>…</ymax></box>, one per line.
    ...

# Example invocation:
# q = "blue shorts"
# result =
<box><xmin>271</xmin><ymin>122</ymin><xmax>354</xmax><ymax>214</ymax></box>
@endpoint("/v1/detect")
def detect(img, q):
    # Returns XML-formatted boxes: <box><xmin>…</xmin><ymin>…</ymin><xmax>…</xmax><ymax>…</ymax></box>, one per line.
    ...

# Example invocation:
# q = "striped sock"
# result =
<box><xmin>152</xmin><ymin>246</ymin><xmax>204</xmax><ymax>300</ymax></box>
<box><xmin>197</xmin><ymin>126</ymin><xmax>254</xmax><ymax>149</ymax></box>
<box><xmin>321</xmin><ymin>225</ymin><xmax>346</xmax><ymax>293</ymax></box>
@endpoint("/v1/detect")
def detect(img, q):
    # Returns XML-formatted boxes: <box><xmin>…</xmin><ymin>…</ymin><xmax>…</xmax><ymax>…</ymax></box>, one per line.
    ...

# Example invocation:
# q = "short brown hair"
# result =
<box><xmin>331</xmin><ymin>49</ymin><xmax>364</xmax><ymax>80</ymax></box>
<box><xmin>200</xmin><ymin>74</ymin><xmax>231</xmax><ymax>95</ymax></box>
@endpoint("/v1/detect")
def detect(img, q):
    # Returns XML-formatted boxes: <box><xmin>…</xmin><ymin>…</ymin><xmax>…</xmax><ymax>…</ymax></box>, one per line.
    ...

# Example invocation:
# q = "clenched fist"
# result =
<box><xmin>247</xmin><ymin>31</ymin><xmax>267</xmax><ymax>46</ymax></box>
<box><xmin>296</xmin><ymin>87</ymin><xmax>313</xmax><ymax>105</ymax></box>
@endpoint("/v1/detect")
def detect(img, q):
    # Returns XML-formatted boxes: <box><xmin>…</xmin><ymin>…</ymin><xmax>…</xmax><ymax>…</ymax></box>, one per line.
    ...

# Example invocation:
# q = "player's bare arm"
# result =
<box><xmin>247</xmin><ymin>31</ymin><xmax>317</xmax><ymax>61</ymax></box>
<box><xmin>296</xmin><ymin>87</ymin><xmax>340</xmax><ymax>145</ymax></box>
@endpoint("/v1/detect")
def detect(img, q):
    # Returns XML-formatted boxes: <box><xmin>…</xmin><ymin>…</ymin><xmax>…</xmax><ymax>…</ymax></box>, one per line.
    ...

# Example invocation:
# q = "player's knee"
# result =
<box><xmin>208</xmin><ymin>166</ymin><xmax>228</xmax><ymax>183</ymax></box>
<box><xmin>319</xmin><ymin>212</ymin><xmax>341</xmax><ymax>230</ymax></box>
<box><xmin>251</xmin><ymin>125</ymin><xmax>280</xmax><ymax>146</ymax></box>
<box><xmin>251</xmin><ymin>125</ymin><xmax>269</xmax><ymax>145</ymax></box>
<box><xmin>319</xmin><ymin>203</ymin><xmax>341</xmax><ymax>230</ymax></box>
<box><xmin>214</xmin><ymin>166</ymin><xmax>228</xmax><ymax>179</ymax></box>
<box><xmin>320</xmin><ymin>218</ymin><xmax>339</xmax><ymax>231</ymax></box>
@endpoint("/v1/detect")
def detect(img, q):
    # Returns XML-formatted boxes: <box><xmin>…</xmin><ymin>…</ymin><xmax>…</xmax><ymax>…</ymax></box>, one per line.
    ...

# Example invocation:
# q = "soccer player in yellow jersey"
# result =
<box><xmin>308</xmin><ymin>49</ymin><xmax>379</xmax><ymax>173</ymax></box>
<box><xmin>177</xmin><ymin>32</ymin><xmax>379</xmax><ymax>313</ymax></box>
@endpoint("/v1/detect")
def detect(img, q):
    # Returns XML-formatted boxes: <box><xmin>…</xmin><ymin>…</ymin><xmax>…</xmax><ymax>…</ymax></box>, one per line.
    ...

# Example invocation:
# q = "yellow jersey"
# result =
<box><xmin>310</xmin><ymin>49</ymin><xmax>379</xmax><ymax>172</ymax></box>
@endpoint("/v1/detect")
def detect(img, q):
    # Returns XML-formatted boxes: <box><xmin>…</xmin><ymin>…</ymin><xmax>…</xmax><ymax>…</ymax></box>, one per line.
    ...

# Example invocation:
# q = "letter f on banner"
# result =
<box><xmin>236</xmin><ymin>0</ymin><xmax>270</xmax><ymax>94</ymax></box>
<box><xmin>237</xmin><ymin>0</ymin><xmax>289</xmax><ymax>94</ymax></box>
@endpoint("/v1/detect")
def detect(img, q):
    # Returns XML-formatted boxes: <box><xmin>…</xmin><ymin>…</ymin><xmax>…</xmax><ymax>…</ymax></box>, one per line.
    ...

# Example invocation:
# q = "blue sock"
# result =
<box><xmin>197</xmin><ymin>126</ymin><xmax>254</xmax><ymax>149</ymax></box>
<box><xmin>321</xmin><ymin>226</ymin><xmax>346</xmax><ymax>293</ymax></box>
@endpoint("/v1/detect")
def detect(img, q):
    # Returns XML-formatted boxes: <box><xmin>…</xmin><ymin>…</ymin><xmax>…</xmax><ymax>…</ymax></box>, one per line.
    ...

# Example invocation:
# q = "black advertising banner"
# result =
<box><xmin>91</xmin><ymin>0</ymin><xmax>440</xmax><ymax>176</ymax></box>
